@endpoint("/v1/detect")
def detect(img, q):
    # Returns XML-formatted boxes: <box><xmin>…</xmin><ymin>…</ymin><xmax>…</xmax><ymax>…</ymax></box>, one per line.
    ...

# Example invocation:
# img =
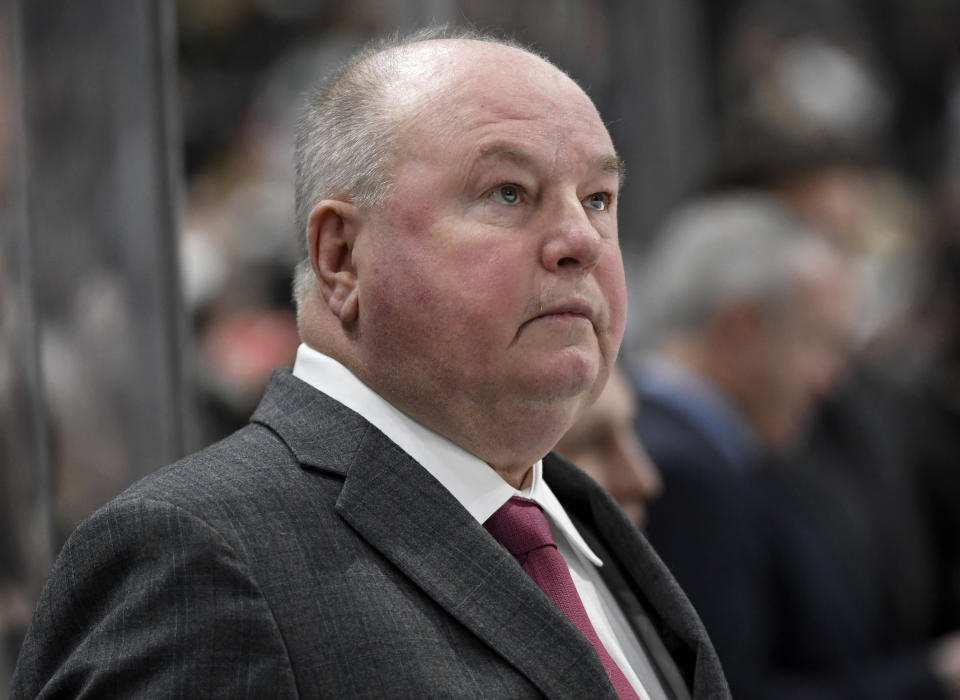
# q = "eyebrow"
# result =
<box><xmin>473</xmin><ymin>144</ymin><xmax>626</xmax><ymax>190</ymax></box>
<box><xmin>474</xmin><ymin>144</ymin><xmax>536</xmax><ymax>170</ymax></box>
<box><xmin>599</xmin><ymin>155</ymin><xmax>626</xmax><ymax>189</ymax></box>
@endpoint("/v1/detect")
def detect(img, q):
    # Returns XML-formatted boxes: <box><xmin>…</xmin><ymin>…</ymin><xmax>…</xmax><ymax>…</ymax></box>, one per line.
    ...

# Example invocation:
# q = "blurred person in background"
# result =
<box><xmin>177</xmin><ymin>27</ymin><xmax>357</xmax><ymax>446</ymax></box>
<box><xmin>628</xmin><ymin>191</ymin><xmax>855</xmax><ymax>470</ymax></box>
<box><xmin>858</xmin><ymin>169</ymin><xmax>960</xmax><ymax>651</ymax></box>
<box><xmin>626</xmin><ymin>189</ymin><xmax>960</xmax><ymax>699</ymax></box>
<box><xmin>11</xmin><ymin>28</ymin><xmax>729</xmax><ymax>699</ymax></box>
<box><xmin>555</xmin><ymin>364</ymin><xmax>663</xmax><ymax>529</ymax></box>
<box><xmin>188</xmin><ymin>261</ymin><xmax>301</xmax><ymax>445</ymax></box>
<box><xmin>712</xmin><ymin>7</ymin><xmax>960</xmax><ymax>694</ymax></box>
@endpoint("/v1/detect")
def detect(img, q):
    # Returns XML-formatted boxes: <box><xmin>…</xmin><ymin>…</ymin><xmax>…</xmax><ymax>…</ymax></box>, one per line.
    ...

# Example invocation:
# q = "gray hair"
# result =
<box><xmin>291</xmin><ymin>26</ymin><xmax>535</xmax><ymax>308</ymax></box>
<box><xmin>626</xmin><ymin>190</ymin><xmax>833</xmax><ymax>353</ymax></box>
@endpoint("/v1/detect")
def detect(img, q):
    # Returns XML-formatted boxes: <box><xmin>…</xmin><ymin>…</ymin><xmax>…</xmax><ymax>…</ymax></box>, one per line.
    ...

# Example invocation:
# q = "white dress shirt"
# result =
<box><xmin>293</xmin><ymin>344</ymin><xmax>666</xmax><ymax>700</ymax></box>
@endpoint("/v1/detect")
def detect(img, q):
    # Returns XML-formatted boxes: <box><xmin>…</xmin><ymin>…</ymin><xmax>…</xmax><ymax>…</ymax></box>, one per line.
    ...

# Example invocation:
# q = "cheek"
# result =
<box><xmin>466</xmin><ymin>246</ymin><xmax>531</xmax><ymax>308</ymax></box>
<box><xmin>363</xmin><ymin>237</ymin><xmax>526</xmax><ymax>352</ymax></box>
<box><xmin>598</xmin><ymin>255</ymin><xmax>628</xmax><ymax>343</ymax></box>
<box><xmin>392</xmin><ymin>194</ymin><xmax>435</xmax><ymax>238</ymax></box>
<box><xmin>385</xmin><ymin>192</ymin><xmax>532</xmax><ymax>305</ymax></box>
<box><xmin>609</xmin><ymin>279</ymin><xmax>628</xmax><ymax>338</ymax></box>
<box><xmin>366</xmin><ymin>259</ymin><xmax>445</xmax><ymax>328</ymax></box>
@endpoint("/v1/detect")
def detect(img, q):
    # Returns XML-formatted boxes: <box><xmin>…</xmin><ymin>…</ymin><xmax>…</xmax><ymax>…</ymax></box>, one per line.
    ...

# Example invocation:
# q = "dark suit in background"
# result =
<box><xmin>636</xmin><ymin>364</ymin><xmax>951</xmax><ymax>700</ymax></box>
<box><xmin>633</xmin><ymin>362</ymin><xmax>772</xmax><ymax>696</ymax></box>
<box><xmin>622</xmin><ymin>188</ymin><xmax>960</xmax><ymax>698</ymax></box>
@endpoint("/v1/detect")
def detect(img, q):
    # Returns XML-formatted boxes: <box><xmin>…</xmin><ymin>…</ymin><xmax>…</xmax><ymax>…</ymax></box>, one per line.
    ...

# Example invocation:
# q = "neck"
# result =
<box><xmin>348</xmin><ymin>361</ymin><xmax>583</xmax><ymax>484</ymax></box>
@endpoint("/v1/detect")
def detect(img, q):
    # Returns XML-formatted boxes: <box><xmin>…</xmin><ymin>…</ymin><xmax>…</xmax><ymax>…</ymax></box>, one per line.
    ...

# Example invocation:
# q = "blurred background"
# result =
<box><xmin>2</xmin><ymin>0</ymin><xmax>960</xmax><ymax>696</ymax></box>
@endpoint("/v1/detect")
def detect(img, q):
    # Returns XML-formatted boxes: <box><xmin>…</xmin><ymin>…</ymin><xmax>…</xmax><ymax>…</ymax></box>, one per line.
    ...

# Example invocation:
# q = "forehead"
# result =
<box><xmin>388</xmin><ymin>40</ymin><xmax>616</xmax><ymax>163</ymax></box>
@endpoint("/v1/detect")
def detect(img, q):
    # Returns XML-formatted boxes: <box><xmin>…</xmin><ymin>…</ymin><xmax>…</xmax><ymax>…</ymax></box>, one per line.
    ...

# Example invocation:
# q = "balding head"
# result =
<box><xmin>291</xmin><ymin>28</ymin><xmax>625</xmax><ymax>484</ymax></box>
<box><xmin>292</xmin><ymin>28</ymin><xmax>568</xmax><ymax>311</ymax></box>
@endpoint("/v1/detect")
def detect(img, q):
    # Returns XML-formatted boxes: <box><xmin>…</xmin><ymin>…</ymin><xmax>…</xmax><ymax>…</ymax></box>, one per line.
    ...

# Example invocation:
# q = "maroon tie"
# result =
<box><xmin>484</xmin><ymin>496</ymin><xmax>642</xmax><ymax>700</ymax></box>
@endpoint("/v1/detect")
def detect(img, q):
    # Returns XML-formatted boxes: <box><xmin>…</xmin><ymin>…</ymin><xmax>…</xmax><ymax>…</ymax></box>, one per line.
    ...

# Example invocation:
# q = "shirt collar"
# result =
<box><xmin>292</xmin><ymin>343</ymin><xmax>602</xmax><ymax>566</ymax></box>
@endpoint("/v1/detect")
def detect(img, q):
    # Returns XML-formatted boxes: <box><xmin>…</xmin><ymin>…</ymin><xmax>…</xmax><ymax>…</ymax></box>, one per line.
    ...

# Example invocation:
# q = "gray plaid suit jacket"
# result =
<box><xmin>12</xmin><ymin>369</ymin><xmax>730</xmax><ymax>699</ymax></box>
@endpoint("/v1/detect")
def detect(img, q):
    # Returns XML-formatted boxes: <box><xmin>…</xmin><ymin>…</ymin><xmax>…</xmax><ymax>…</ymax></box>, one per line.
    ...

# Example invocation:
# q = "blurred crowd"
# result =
<box><xmin>5</xmin><ymin>0</ymin><xmax>960</xmax><ymax>697</ymax></box>
<box><xmin>618</xmin><ymin>3</ymin><xmax>960</xmax><ymax>698</ymax></box>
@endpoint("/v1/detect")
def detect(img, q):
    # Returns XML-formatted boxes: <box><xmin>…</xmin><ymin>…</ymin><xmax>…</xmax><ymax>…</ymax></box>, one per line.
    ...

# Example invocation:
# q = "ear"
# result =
<box><xmin>306</xmin><ymin>200</ymin><xmax>361</xmax><ymax>324</ymax></box>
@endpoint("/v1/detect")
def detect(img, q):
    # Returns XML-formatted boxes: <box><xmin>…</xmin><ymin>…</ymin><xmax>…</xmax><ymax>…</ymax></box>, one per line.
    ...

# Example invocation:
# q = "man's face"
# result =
<box><xmin>350</xmin><ymin>42</ymin><xmax>627</xmax><ymax>466</ymax></box>
<box><xmin>749</xmin><ymin>255</ymin><xmax>855</xmax><ymax>450</ymax></box>
<box><xmin>555</xmin><ymin>368</ymin><xmax>662</xmax><ymax>528</ymax></box>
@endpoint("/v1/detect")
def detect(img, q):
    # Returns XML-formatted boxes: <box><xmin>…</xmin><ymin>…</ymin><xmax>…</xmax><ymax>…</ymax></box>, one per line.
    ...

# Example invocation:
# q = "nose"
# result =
<box><xmin>609</xmin><ymin>427</ymin><xmax>663</xmax><ymax>504</ymax></box>
<box><xmin>632</xmin><ymin>441</ymin><xmax>663</xmax><ymax>501</ymax></box>
<box><xmin>540</xmin><ymin>199</ymin><xmax>603</xmax><ymax>272</ymax></box>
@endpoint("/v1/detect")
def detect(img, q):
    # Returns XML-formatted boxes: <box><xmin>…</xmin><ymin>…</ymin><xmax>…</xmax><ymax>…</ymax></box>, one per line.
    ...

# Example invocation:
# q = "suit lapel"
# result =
<box><xmin>334</xmin><ymin>428</ymin><xmax>619</xmax><ymax>700</ymax></box>
<box><xmin>544</xmin><ymin>453</ymin><xmax>729</xmax><ymax>700</ymax></box>
<box><xmin>252</xmin><ymin>370</ymin><xmax>727</xmax><ymax>698</ymax></box>
<box><xmin>252</xmin><ymin>370</ymin><xmax>618</xmax><ymax>700</ymax></box>
<box><xmin>571</xmin><ymin>514</ymin><xmax>691</xmax><ymax>700</ymax></box>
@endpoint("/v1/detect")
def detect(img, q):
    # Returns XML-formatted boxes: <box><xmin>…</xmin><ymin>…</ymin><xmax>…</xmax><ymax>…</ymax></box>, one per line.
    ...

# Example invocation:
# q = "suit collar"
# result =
<box><xmin>337</xmin><ymin>430</ymin><xmax>621</xmax><ymax>699</ymax></box>
<box><xmin>251</xmin><ymin>369</ymin><xmax>367</xmax><ymax>475</ymax></box>
<box><xmin>544</xmin><ymin>453</ymin><xmax>729</xmax><ymax>699</ymax></box>
<box><xmin>290</xmin><ymin>345</ymin><xmax>516</xmax><ymax>522</ymax></box>
<box><xmin>260</xmin><ymin>366</ymin><xmax>604</xmax><ymax>565</ymax></box>
<box><xmin>252</xmin><ymin>370</ymin><xmax>618</xmax><ymax>699</ymax></box>
<box><xmin>251</xmin><ymin>369</ymin><xmax>725</xmax><ymax>698</ymax></box>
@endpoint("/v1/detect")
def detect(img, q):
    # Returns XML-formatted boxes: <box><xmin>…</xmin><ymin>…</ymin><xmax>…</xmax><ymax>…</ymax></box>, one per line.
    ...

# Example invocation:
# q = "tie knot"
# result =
<box><xmin>484</xmin><ymin>496</ymin><xmax>556</xmax><ymax>559</ymax></box>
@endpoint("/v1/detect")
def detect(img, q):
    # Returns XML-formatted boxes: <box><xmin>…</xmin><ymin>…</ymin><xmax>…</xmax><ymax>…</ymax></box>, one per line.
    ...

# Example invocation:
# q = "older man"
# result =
<box><xmin>11</xmin><ymin>29</ymin><xmax>727</xmax><ymax>699</ymax></box>
<box><xmin>627</xmin><ymin>192</ymin><xmax>856</xmax><ymax>691</ymax></box>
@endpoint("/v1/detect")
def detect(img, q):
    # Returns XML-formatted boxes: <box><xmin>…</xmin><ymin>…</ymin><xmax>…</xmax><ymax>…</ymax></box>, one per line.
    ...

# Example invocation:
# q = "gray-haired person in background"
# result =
<box><xmin>627</xmin><ymin>189</ymin><xmax>960</xmax><ymax>699</ymax></box>
<box><xmin>11</xmin><ymin>28</ymin><xmax>728</xmax><ymax>699</ymax></box>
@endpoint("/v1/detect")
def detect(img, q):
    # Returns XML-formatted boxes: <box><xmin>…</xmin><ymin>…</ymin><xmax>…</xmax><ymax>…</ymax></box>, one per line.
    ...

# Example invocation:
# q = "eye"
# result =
<box><xmin>490</xmin><ymin>184</ymin><xmax>522</xmax><ymax>206</ymax></box>
<box><xmin>584</xmin><ymin>192</ymin><xmax>610</xmax><ymax>211</ymax></box>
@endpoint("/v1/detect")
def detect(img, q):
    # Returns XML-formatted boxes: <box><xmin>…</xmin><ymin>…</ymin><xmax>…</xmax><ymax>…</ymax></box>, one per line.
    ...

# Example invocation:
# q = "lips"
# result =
<box><xmin>525</xmin><ymin>299</ymin><xmax>597</xmax><ymax>329</ymax></box>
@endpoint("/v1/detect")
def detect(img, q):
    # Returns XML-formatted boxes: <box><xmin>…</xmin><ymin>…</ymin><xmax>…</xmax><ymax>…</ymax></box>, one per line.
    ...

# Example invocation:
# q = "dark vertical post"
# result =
<box><xmin>0</xmin><ymin>0</ymin><xmax>55</xmax><ymax>687</ymax></box>
<box><xmin>1</xmin><ymin>0</ymin><xmax>188</xmax><ymax>688</ymax></box>
<box><xmin>606</xmin><ymin>0</ymin><xmax>713</xmax><ymax>251</ymax></box>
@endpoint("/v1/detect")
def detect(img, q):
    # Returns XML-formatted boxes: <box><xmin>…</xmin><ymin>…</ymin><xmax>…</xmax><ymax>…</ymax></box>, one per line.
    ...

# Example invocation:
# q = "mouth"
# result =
<box><xmin>534</xmin><ymin>300</ymin><xmax>595</xmax><ymax>323</ymax></box>
<box><xmin>516</xmin><ymin>299</ymin><xmax>598</xmax><ymax>339</ymax></box>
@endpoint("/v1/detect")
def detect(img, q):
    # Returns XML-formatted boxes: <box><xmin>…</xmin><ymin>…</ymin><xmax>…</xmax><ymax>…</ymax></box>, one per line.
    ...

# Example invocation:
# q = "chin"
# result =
<box><xmin>547</xmin><ymin>349</ymin><xmax>604</xmax><ymax>395</ymax></box>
